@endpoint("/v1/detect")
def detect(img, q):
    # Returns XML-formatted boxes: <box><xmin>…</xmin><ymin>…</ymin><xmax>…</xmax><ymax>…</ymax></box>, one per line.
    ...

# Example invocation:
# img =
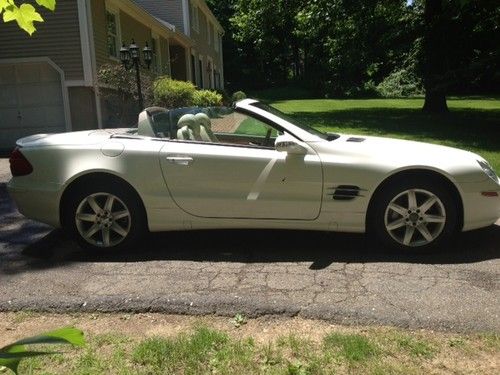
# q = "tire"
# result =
<box><xmin>63</xmin><ymin>180</ymin><xmax>146</xmax><ymax>251</ymax></box>
<box><xmin>369</xmin><ymin>176</ymin><xmax>459</xmax><ymax>252</ymax></box>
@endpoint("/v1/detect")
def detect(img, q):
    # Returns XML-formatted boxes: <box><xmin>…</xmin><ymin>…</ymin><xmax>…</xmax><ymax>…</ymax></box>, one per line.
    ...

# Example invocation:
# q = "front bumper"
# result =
<box><xmin>460</xmin><ymin>178</ymin><xmax>500</xmax><ymax>231</ymax></box>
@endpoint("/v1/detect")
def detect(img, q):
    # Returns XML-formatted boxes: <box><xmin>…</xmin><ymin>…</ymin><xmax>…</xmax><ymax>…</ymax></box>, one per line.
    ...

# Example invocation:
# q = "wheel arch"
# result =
<box><xmin>59</xmin><ymin>172</ymin><xmax>148</xmax><ymax>229</ymax></box>
<box><xmin>366</xmin><ymin>168</ymin><xmax>464</xmax><ymax>232</ymax></box>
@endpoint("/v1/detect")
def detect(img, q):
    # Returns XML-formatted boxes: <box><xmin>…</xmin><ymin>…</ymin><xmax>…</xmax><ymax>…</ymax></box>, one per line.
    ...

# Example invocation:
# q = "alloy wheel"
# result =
<box><xmin>384</xmin><ymin>188</ymin><xmax>446</xmax><ymax>247</ymax></box>
<box><xmin>75</xmin><ymin>192</ymin><xmax>131</xmax><ymax>248</ymax></box>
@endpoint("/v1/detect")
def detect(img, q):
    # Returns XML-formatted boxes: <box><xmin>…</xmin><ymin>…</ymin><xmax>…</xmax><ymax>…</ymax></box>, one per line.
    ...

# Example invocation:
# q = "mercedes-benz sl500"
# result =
<box><xmin>7</xmin><ymin>99</ymin><xmax>500</xmax><ymax>252</ymax></box>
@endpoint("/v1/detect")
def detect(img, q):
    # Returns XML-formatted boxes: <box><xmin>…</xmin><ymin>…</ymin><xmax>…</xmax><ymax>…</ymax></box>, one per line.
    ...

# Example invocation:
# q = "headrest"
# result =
<box><xmin>177</xmin><ymin>114</ymin><xmax>199</xmax><ymax>132</ymax></box>
<box><xmin>194</xmin><ymin>113</ymin><xmax>211</xmax><ymax>129</ymax></box>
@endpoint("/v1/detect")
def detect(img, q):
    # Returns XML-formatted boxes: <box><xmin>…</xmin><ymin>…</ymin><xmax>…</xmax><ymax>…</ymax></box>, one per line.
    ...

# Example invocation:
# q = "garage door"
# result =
<box><xmin>0</xmin><ymin>62</ymin><xmax>66</xmax><ymax>150</ymax></box>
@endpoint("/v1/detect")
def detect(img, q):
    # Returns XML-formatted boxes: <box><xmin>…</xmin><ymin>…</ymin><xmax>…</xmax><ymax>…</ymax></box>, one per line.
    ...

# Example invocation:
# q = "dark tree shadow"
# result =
<box><xmin>287</xmin><ymin>107</ymin><xmax>500</xmax><ymax>153</ymax></box>
<box><xmin>10</xmin><ymin>223</ymin><xmax>499</xmax><ymax>275</ymax></box>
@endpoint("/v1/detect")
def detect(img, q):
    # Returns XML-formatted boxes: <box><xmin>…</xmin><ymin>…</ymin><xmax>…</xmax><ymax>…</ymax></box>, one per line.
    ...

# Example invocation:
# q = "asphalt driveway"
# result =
<box><xmin>0</xmin><ymin>159</ymin><xmax>499</xmax><ymax>332</ymax></box>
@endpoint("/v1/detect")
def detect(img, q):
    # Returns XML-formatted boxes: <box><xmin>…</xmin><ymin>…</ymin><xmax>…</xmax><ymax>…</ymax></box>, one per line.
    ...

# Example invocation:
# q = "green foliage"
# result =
<box><xmin>232</xmin><ymin>313</ymin><xmax>247</xmax><ymax>328</ymax></box>
<box><xmin>132</xmin><ymin>327</ymin><xmax>230</xmax><ymax>373</ymax></box>
<box><xmin>10</xmin><ymin>319</ymin><xmax>500</xmax><ymax>374</ymax></box>
<box><xmin>96</xmin><ymin>63</ymin><xmax>155</xmax><ymax>126</ymax></box>
<box><xmin>153</xmin><ymin>77</ymin><xmax>223</xmax><ymax>108</ymax></box>
<box><xmin>0</xmin><ymin>0</ymin><xmax>56</xmax><ymax>35</ymax></box>
<box><xmin>153</xmin><ymin>77</ymin><xmax>196</xmax><ymax>108</ymax></box>
<box><xmin>323</xmin><ymin>333</ymin><xmax>379</xmax><ymax>363</ymax></box>
<box><xmin>214</xmin><ymin>0</ymin><xmax>499</xmax><ymax>101</ymax></box>
<box><xmin>97</xmin><ymin>63</ymin><xmax>155</xmax><ymax>104</ymax></box>
<box><xmin>192</xmin><ymin>89</ymin><xmax>223</xmax><ymax>107</ymax></box>
<box><xmin>394</xmin><ymin>335</ymin><xmax>437</xmax><ymax>358</ymax></box>
<box><xmin>376</xmin><ymin>68</ymin><xmax>424</xmax><ymax>98</ymax></box>
<box><xmin>0</xmin><ymin>327</ymin><xmax>84</xmax><ymax>374</ymax></box>
<box><xmin>231</xmin><ymin>90</ymin><xmax>247</xmax><ymax>102</ymax></box>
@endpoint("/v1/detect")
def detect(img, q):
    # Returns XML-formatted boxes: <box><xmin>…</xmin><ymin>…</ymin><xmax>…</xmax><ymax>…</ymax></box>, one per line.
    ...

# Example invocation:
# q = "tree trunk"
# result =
<box><xmin>423</xmin><ymin>90</ymin><xmax>448</xmax><ymax>112</ymax></box>
<box><xmin>422</xmin><ymin>0</ymin><xmax>449</xmax><ymax>113</ymax></box>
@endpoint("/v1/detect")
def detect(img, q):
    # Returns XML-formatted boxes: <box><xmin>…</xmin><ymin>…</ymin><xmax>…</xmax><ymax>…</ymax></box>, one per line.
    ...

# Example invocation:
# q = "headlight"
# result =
<box><xmin>477</xmin><ymin>160</ymin><xmax>499</xmax><ymax>183</ymax></box>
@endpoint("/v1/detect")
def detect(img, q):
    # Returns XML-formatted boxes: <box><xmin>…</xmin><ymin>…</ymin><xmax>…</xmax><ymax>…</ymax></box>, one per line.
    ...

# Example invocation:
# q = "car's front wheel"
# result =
<box><xmin>370</xmin><ymin>178</ymin><xmax>459</xmax><ymax>251</ymax></box>
<box><xmin>64</xmin><ymin>181</ymin><xmax>145</xmax><ymax>251</ymax></box>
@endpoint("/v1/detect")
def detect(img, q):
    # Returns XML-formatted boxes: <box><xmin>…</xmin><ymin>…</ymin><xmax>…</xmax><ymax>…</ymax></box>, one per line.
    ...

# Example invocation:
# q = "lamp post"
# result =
<box><xmin>119</xmin><ymin>39</ymin><xmax>152</xmax><ymax>110</ymax></box>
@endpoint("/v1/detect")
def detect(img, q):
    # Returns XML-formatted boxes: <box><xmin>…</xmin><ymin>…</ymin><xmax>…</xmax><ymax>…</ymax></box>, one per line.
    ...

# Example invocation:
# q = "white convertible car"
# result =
<box><xmin>7</xmin><ymin>99</ymin><xmax>500</xmax><ymax>252</ymax></box>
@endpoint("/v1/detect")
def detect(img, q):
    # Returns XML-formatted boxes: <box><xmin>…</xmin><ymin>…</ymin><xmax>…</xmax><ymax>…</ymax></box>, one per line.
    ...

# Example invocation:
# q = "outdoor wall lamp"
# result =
<box><xmin>120</xmin><ymin>39</ymin><xmax>153</xmax><ymax>110</ymax></box>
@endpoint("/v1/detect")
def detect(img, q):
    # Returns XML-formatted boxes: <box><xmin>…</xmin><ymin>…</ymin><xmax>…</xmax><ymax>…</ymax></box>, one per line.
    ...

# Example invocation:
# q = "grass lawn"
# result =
<box><xmin>2</xmin><ymin>312</ymin><xmax>499</xmax><ymax>375</ymax></box>
<box><xmin>251</xmin><ymin>95</ymin><xmax>499</xmax><ymax>173</ymax></box>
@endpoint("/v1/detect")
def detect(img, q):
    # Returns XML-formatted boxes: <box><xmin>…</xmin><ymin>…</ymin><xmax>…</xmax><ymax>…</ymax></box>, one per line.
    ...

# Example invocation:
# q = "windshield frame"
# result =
<box><xmin>249</xmin><ymin>102</ymin><xmax>331</xmax><ymax>140</ymax></box>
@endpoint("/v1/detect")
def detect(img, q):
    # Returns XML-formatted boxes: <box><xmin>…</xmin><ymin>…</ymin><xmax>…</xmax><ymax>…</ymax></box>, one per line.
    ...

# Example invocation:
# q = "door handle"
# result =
<box><xmin>166</xmin><ymin>156</ymin><xmax>194</xmax><ymax>165</ymax></box>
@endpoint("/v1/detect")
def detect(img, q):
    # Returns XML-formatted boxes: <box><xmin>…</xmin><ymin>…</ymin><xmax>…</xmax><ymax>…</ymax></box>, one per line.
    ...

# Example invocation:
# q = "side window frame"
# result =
<box><xmin>167</xmin><ymin>108</ymin><xmax>288</xmax><ymax>151</ymax></box>
<box><xmin>105</xmin><ymin>5</ymin><xmax>121</xmax><ymax>61</ymax></box>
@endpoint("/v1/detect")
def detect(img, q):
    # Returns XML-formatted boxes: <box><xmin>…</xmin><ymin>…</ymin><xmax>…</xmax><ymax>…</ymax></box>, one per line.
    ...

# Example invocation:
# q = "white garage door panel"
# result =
<box><xmin>39</xmin><ymin>64</ymin><xmax>61</xmax><ymax>83</ymax></box>
<box><xmin>1</xmin><ymin>126</ymin><xmax>62</xmax><ymax>152</ymax></box>
<box><xmin>0</xmin><ymin>108</ymin><xmax>19</xmax><ymax>125</ymax></box>
<box><xmin>46</xmin><ymin>106</ymin><xmax>66</xmax><ymax>124</ymax></box>
<box><xmin>0</xmin><ymin>85</ymin><xmax>18</xmax><ymax>108</ymax></box>
<box><xmin>17</xmin><ymin>84</ymin><xmax>44</xmax><ymax>107</ymax></box>
<box><xmin>0</xmin><ymin>65</ymin><xmax>15</xmax><ymax>84</ymax></box>
<box><xmin>0</xmin><ymin>62</ymin><xmax>66</xmax><ymax>150</ymax></box>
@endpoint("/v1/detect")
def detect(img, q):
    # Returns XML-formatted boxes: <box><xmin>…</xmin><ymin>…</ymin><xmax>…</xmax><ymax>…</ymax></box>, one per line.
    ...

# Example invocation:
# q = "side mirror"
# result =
<box><xmin>275</xmin><ymin>134</ymin><xmax>307</xmax><ymax>155</ymax></box>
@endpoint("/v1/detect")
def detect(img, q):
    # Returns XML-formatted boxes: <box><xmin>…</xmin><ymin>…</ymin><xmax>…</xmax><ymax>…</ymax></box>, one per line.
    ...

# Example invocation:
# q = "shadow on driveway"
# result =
<box><xmin>16</xmin><ymin>223</ymin><xmax>500</xmax><ymax>272</ymax></box>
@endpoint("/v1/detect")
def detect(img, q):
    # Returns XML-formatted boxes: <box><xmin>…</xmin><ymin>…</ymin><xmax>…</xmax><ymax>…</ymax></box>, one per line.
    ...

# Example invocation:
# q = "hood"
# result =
<box><xmin>333</xmin><ymin>134</ymin><xmax>478</xmax><ymax>162</ymax></box>
<box><xmin>312</xmin><ymin>134</ymin><xmax>486</xmax><ymax>182</ymax></box>
<box><xmin>16</xmin><ymin>129</ymin><xmax>130</xmax><ymax>148</ymax></box>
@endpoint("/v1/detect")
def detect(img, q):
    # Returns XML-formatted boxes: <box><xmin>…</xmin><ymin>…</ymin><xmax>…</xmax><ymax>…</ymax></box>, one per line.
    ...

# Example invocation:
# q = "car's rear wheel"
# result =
<box><xmin>370</xmin><ymin>177</ymin><xmax>459</xmax><ymax>251</ymax></box>
<box><xmin>64</xmin><ymin>181</ymin><xmax>145</xmax><ymax>251</ymax></box>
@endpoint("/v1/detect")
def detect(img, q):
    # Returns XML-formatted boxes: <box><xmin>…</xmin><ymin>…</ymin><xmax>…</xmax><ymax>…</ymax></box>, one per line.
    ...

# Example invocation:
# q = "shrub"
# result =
<box><xmin>231</xmin><ymin>90</ymin><xmax>247</xmax><ymax>102</ymax></box>
<box><xmin>215</xmin><ymin>88</ymin><xmax>231</xmax><ymax>105</ymax></box>
<box><xmin>153</xmin><ymin>77</ymin><xmax>196</xmax><ymax>108</ymax></box>
<box><xmin>192</xmin><ymin>90</ymin><xmax>223</xmax><ymax>106</ymax></box>
<box><xmin>376</xmin><ymin>68</ymin><xmax>424</xmax><ymax>98</ymax></box>
<box><xmin>96</xmin><ymin>63</ymin><xmax>156</xmax><ymax>126</ymax></box>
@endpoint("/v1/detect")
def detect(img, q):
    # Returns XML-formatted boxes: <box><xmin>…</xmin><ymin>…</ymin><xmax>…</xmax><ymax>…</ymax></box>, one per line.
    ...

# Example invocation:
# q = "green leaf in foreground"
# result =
<box><xmin>0</xmin><ymin>327</ymin><xmax>84</xmax><ymax>374</ymax></box>
<box><xmin>2</xmin><ymin>3</ymin><xmax>43</xmax><ymax>35</ymax></box>
<box><xmin>36</xmin><ymin>0</ymin><xmax>55</xmax><ymax>11</ymax></box>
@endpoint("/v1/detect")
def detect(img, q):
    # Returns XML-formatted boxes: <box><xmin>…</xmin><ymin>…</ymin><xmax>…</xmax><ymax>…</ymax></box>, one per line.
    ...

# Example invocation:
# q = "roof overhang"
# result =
<box><xmin>108</xmin><ymin>0</ymin><xmax>176</xmax><ymax>40</ymax></box>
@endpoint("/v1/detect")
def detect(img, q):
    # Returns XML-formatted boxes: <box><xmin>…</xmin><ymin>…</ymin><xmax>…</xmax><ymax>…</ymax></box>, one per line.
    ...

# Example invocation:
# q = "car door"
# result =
<box><xmin>158</xmin><ymin>110</ymin><xmax>323</xmax><ymax>220</ymax></box>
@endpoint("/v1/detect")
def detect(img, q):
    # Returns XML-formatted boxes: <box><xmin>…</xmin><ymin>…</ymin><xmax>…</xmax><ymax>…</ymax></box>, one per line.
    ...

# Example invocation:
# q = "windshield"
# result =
<box><xmin>250</xmin><ymin>102</ymin><xmax>334</xmax><ymax>140</ymax></box>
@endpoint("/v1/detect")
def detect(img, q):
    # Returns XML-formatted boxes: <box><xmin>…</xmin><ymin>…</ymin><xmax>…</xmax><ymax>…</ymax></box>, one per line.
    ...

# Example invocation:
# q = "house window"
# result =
<box><xmin>190</xmin><ymin>2</ymin><xmax>199</xmax><ymax>32</ymax></box>
<box><xmin>106</xmin><ymin>11</ymin><xmax>119</xmax><ymax>58</ymax></box>
<box><xmin>215</xmin><ymin>31</ymin><xmax>219</xmax><ymax>52</ymax></box>
<box><xmin>208</xmin><ymin>22</ymin><xmax>212</xmax><ymax>45</ymax></box>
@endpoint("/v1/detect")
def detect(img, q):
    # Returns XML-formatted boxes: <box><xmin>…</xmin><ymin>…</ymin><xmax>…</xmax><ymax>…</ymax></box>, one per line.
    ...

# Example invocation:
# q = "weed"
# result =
<box><xmin>323</xmin><ymin>332</ymin><xmax>379</xmax><ymax>363</ymax></box>
<box><xmin>395</xmin><ymin>335</ymin><xmax>437</xmax><ymax>358</ymax></box>
<box><xmin>232</xmin><ymin>313</ymin><xmax>247</xmax><ymax>328</ymax></box>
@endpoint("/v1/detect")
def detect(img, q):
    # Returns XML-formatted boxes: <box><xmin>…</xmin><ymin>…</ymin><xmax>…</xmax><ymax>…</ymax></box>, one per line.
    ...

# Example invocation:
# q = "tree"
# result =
<box><xmin>296</xmin><ymin>0</ymin><xmax>414</xmax><ymax>95</ymax></box>
<box><xmin>421</xmin><ymin>0</ymin><xmax>449</xmax><ymax>112</ymax></box>
<box><xmin>0</xmin><ymin>0</ymin><xmax>55</xmax><ymax>35</ymax></box>
<box><xmin>419</xmin><ymin>0</ymin><xmax>499</xmax><ymax>112</ymax></box>
<box><xmin>230</xmin><ymin>0</ymin><xmax>303</xmax><ymax>87</ymax></box>
<box><xmin>209</xmin><ymin>0</ymin><xmax>498</xmax><ymax>99</ymax></box>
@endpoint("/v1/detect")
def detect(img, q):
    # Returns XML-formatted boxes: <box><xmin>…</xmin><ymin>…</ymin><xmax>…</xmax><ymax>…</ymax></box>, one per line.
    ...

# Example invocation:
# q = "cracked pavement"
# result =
<box><xmin>0</xmin><ymin>159</ymin><xmax>499</xmax><ymax>332</ymax></box>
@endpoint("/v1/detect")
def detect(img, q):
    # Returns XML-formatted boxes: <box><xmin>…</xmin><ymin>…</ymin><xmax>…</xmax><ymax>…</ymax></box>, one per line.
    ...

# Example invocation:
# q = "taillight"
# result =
<box><xmin>9</xmin><ymin>147</ymin><xmax>33</xmax><ymax>176</ymax></box>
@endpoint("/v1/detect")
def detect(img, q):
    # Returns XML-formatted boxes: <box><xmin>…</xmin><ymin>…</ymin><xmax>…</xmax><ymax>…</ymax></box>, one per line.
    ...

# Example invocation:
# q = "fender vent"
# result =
<box><xmin>328</xmin><ymin>185</ymin><xmax>361</xmax><ymax>201</ymax></box>
<box><xmin>346</xmin><ymin>137</ymin><xmax>365</xmax><ymax>142</ymax></box>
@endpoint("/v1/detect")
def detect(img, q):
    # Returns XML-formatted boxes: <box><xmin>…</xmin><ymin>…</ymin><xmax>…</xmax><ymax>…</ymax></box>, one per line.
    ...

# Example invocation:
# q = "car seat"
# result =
<box><xmin>177</xmin><ymin>114</ymin><xmax>202</xmax><ymax>141</ymax></box>
<box><xmin>195</xmin><ymin>113</ymin><xmax>219</xmax><ymax>142</ymax></box>
<box><xmin>137</xmin><ymin>110</ymin><xmax>156</xmax><ymax>137</ymax></box>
